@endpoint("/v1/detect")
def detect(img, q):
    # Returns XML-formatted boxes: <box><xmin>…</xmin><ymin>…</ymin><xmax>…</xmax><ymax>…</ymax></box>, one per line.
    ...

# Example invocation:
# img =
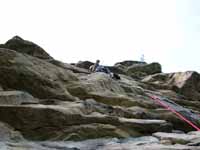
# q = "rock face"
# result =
<box><xmin>112</xmin><ymin>61</ymin><xmax>162</xmax><ymax>78</ymax></box>
<box><xmin>126</xmin><ymin>62</ymin><xmax>162</xmax><ymax>78</ymax></box>
<box><xmin>0</xmin><ymin>104</ymin><xmax>171</xmax><ymax>141</ymax></box>
<box><xmin>49</xmin><ymin>59</ymin><xmax>89</xmax><ymax>74</ymax></box>
<box><xmin>0</xmin><ymin>48</ymin><xmax>77</xmax><ymax>100</ymax></box>
<box><xmin>0</xmin><ymin>36</ymin><xmax>52</xmax><ymax>60</ymax></box>
<box><xmin>0</xmin><ymin>121</ymin><xmax>23</xmax><ymax>141</ymax></box>
<box><xmin>0</xmin><ymin>91</ymin><xmax>38</xmax><ymax>105</ymax></box>
<box><xmin>0</xmin><ymin>36</ymin><xmax>200</xmax><ymax>149</ymax></box>
<box><xmin>115</xmin><ymin>60</ymin><xmax>147</xmax><ymax>67</ymax></box>
<box><xmin>142</xmin><ymin>71</ymin><xmax>200</xmax><ymax>101</ymax></box>
<box><xmin>75</xmin><ymin>61</ymin><xmax>94</xmax><ymax>70</ymax></box>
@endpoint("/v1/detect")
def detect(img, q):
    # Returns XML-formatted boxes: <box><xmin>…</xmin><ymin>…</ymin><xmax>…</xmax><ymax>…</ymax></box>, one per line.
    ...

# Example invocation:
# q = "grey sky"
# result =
<box><xmin>0</xmin><ymin>0</ymin><xmax>199</xmax><ymax>73</ymax></box>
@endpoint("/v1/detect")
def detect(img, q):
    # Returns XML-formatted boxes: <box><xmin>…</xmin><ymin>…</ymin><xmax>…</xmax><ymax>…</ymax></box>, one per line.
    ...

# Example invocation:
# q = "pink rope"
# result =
<box><xmin>148</xmin><ymin>94</ymin><xmax>200</xmax><ymax>131</ymax></box>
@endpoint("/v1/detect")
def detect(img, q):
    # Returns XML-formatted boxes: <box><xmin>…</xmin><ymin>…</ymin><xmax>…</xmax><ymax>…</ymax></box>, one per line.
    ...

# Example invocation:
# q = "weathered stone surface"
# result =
<box><xmin>67</xmin><ymin>73</ymin><xmax>146</xmax><ymax>107</ymax></box>
<box><xmin>0</xmin><ymin>121</ymin><xmax>23</xmax><ymax>141</ymax></box>
<box><xmin>0</xmin><ymin>48</ymin><xmax>77</xmax><ymax>100</ymax></box>
<box><xmin>127</xmin><ymin>62</ymin><xmax>162</xmax><ymax>77</ymax></box>
<box><xmin>0</xmin><ymin>105</ymin><xmax>172</xmax><ymax>141</ymax></box>
<box><xmin>0</xmin><ymin>91</ymin><xmax>38</xmax><ymax>105</ymax></box>
<box><xmin>75</xmin><ymin>61</ymin><xmax>94</xmax><ymax>70</ymax></box>
<box><xmin>142</xmin><ymin>71</ymin><xmax>200</xmax><ymax>101</ymax></box>
<box><xmin>153</xmin><ymin>132</ymin><xmax>200</xmax><ymax>145</ymax></box>
<box><xmin>115</xmin><ymin>60</ymin><xmax>146</xmax><ymax>67</ymax></box>
<box><xmin>0</xmin><ymin>86</ymin><xmax>3</xmax><ymax>91</ymax></box>
<box><xmin>39</xmin><ymin>137</ymin><xmax>200</xmax><ymax>150</ymax></box>
<box><xmin>0</xmin><ymin>36</ymin><xmax>52</xmax><ymax>60</ymax></box>
<box><xmin>0</xmin><ymin>36</ymin><xmax>200</xmax><ymax>149</ymax></box>
<box><xmin>49</xmin><ymin>59</ymin><xmax>89</xmax><ymax>74</ymax></box>
<box><xmin>106</xmin><ymin>66</ymin><xmax>126</xmax><ymax>75</ymax></box>
<box><xmin>99</xmin><ymin>143</ymin><xmax>200</xmax><ymax>150</ymax></box>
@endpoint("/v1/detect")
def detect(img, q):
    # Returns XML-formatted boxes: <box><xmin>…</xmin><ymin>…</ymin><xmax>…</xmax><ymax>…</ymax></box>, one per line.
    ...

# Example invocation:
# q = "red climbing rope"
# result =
<box><xmin>147</xmin><ymin>94</ymin><xmax>200</xmax><ymax>131</ymax></box>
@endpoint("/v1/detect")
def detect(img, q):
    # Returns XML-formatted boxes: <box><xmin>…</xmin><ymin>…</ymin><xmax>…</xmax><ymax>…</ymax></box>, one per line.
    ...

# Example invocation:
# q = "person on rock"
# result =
<box><xmin>89</xmin><ymin>59</ymin><xmax>100</xmax><ymax>73</ymax></box>
<box><xmin>89</xmin><ymin>60</ymin><xmax>121</xmax><ymax>80</ymax></box>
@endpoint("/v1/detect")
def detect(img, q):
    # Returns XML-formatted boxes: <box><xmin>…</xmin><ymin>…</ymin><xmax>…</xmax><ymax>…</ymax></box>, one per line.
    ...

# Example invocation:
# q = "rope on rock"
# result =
<box><xmin>146</xmin><ymin>93</ymin><xmax>200</xmax><ymax>131</ymax></box>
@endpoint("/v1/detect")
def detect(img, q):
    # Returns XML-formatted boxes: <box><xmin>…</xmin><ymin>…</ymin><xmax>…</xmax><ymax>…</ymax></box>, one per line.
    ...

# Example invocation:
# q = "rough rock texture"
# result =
<box><xmin>75</xmin><ymin>60</ymin><xmax>93</xmax><ymax>70</ymax></box>
<box><xmin>0</xmin><ymin>91</ymin><xmax>38</xmax><ymax>105</ymax></box>
<box><xmin>0</xmin><ymin>104</ymin><xmax>171</xmax><ymax>141</ymax></box>
<box><xmin>126</xmin><ymin>62</ymin><xmax>162</xmax><ymax>77</ymax></box>
<box><xmin>0</xmin><ymin>121</ymin><xmax>23</xmax><ymax>141</ymax></box>
<box><xmin>49</xmin><ymin>59</ymin><xmax>89</xmax><ymax>74</ymax></box>
<box><xmin>142</xmin><ymin>71</ymin><xmax>200</xmax><ymax>101</ymax></box>
<box><xmin>153</xmin><ymin>132</ymin><xmax>200</xmax><ymax>145</ymax></box>
<box><xmin>115</xmin><ymin>60</ymin><xmax>147</xmax><ymax>67</ymax></box>
<box><xmin>0</xmin><ymin>36</ymin><xmax>52</xmax><ymax>60</ymax></box>
<box><xmin>0</xmin><ymin>37</ymin><xmax>199</xmax><ymax>149</ymax></box>
<box><xmin>0</xmin><ymin>48</ymin><xmax>77</xmax><ymax>100</ymax></box>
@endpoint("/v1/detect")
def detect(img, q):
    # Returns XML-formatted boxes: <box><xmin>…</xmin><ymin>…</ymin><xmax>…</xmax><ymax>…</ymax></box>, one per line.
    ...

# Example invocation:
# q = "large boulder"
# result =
<box><xmin>113</xmin><ymin>61</ymin><xmax>147</xmax><ymax>76</ymax></box>
<box><xmin>0</xmin><ymin>36</ymin><xmax>52</xmax><ymax>60</ymax></box>
<box><xmin>0</xmin><ymin>48</ymin><xmax>77</xmax><ymax>100</ymax></box>
<box><xmin>75</xmin><ymin>61</ymin><xmax>94</xmax><ymax>70</ymax></box>
<box><xmin>126</xmin><ymin>62</ymin><xmax>162</xmax><ymax>78</ymax></box>
<box><xmin>142</xmin><ymin>71</ymin><xmax>200</xmax><ymax>101</ymax></box>
<box><xmin>115</xmin><ymin>60</ymin><xmax>146</xmax><ymax>67</ymax></box>
<box><xmin>113</xmin><ymin>61</ymin><xmax>162</xmax><ymax>78</ymax></box>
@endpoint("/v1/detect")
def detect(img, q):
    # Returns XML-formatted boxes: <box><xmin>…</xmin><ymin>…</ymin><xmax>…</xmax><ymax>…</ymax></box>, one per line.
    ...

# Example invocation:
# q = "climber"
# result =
<box><xmin>89</xmin><ymin>59</ymin><xmax>100</xmax><ymax>73</ymax></box>
<box><xmin>89</xmin><ymin>60</ymin><xmax>121</xmax><ymax>80</ymax></box>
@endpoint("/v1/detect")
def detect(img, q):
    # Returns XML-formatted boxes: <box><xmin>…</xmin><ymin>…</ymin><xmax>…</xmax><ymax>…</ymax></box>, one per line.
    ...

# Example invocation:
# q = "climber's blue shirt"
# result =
<box><xmin>95</xmin><ymin>65</ymin><xmax>111</xmax><ymax>74</ymax></box>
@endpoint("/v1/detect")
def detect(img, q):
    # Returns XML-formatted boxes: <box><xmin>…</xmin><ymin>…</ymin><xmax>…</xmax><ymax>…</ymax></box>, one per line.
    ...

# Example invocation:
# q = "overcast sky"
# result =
<box><xmin>0</xmin><ymin>0</ymin><xmax>199</xmax><ymax>73</ymax></box>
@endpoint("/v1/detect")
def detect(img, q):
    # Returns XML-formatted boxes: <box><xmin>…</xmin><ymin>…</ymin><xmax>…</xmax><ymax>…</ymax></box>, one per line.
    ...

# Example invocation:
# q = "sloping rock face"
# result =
<box><xmin>1</xmin><ymin>133</ymin><xmax>200</xmax><ymax>150</ymax></box>
<box><xmin>0</xmin><ymin>36</ymin><xmax>200</xmax><ymax>149</ymax></box>
<box><xmin>49</xmin><ymin>59</ymin><xmax>89</xmax><ymax>74</ymax></box>
<box><xmin>0</xmin><ymin>48</ymin><xmax>77</xmax><ymax>100</ymax></box>
<box><xmin>142</xmin><ymin>71</ymin><xmax>200</xmax><ymax>101</ymax></box>
<box><xmin>0</xmin><ymin>36</ymin><xmax>52</xmax><ymax>60</ymax></box>
<box><xmin>0</xmin><ymin>104</ymin><xmax>171</xmax><ymax>141</ymax></box>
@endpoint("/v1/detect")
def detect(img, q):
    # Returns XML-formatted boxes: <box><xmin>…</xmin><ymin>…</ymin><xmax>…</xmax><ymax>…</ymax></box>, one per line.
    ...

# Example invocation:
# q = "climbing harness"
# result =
<box><xmin>146</xmin><ymin>93</ymin><xmax>200</xmax><ymax>131</ymax></box>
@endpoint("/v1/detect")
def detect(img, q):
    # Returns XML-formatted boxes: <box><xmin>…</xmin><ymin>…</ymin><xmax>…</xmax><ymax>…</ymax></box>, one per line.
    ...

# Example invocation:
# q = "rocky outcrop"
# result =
<box><xmin>126</xmin><ymin>62</ymin><xmax>162</xmax><ymax>78</ymax></box>
<box><xmin>112</xmin><ymin>61</ymin><xmax>162</xmax><ymax>78</ymax></box>
<box><xmin>0</xmin><ymin>48</ymin><xmax>77</xmax><ymax>100</ymax></box>
<box><xmin>0</xmin><ymin>36</ymin><xmax>52</xmax><ymax>60</ymax></box>
<box><xmin>2</xmin><ymin>133</ymin><xmax>200</xmax><ymax>150</ymax></box>
<box><xmin>75</xmin><ymin>61</ymin><xmax>94</xmax><ymax>70</ymax></box>
<box><xmin>0</xmin><ymin>104</ymin><xmax>171</xmax><ymax>141</ymax></box>
<box><xmin>0</xmin><ymin>36</ymin><xmax>199</xmax><ymax>149</ymax></box>
<box><xmin>48</xmin><ymin>59</ymin><xmax>90</xmax><ymax>74</ymax></box>
<box><xmin>142</xmin><ymin>71</ymin><xmax>200</xmax><ymax>101</ymax></box>
<box><xmin>153</xmin><ymin>131</ymin><xmax>200</xmax><ymax>145</ymax></box>
<box><xmin>115</xmin><ymin>60</ymin><xmax>147</xmax><ymax>67</ymax></box>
